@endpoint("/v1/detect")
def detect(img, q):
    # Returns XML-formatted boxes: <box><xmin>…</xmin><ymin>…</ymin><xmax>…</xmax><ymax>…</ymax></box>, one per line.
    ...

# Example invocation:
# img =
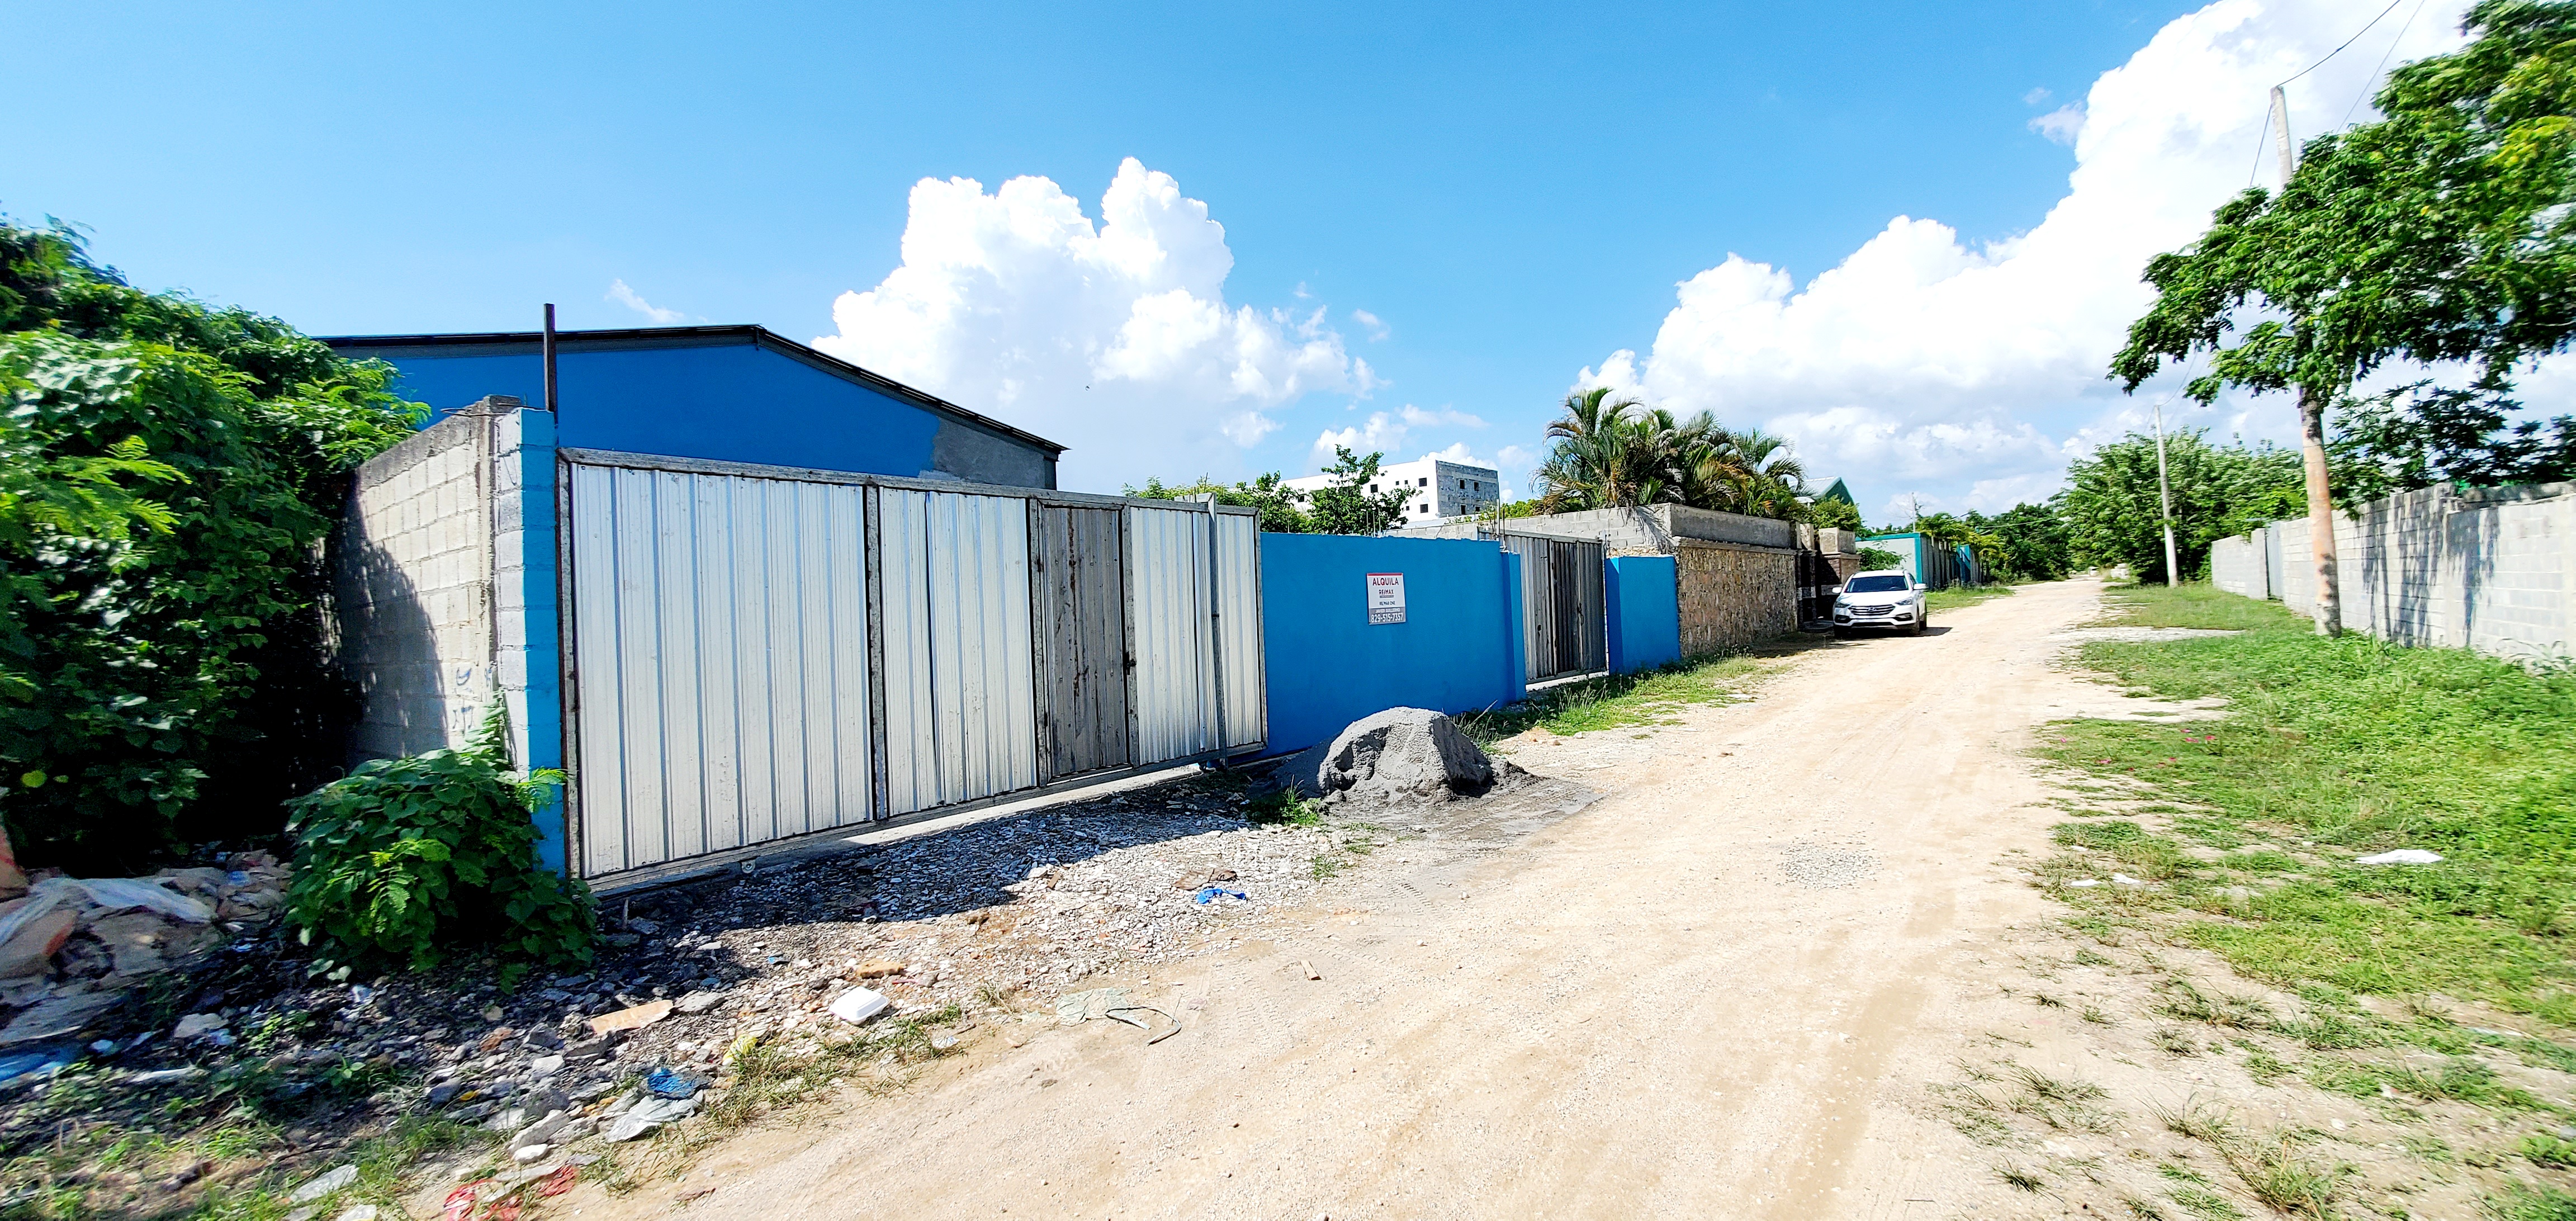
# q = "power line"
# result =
<box><xmin>2343</xmin><ymin>0</ymin><xmax>2433</xmax><ymax>127</ymax></box>
<box><xmin>2247</xmin><ymin>0</ymin><xmax>2414</xmax><ymax>186</ymax></box>
<box><xmin>2280</xmin><ymin>0</ymin><xmax>2409</xmax><ymax>87</ymax></box>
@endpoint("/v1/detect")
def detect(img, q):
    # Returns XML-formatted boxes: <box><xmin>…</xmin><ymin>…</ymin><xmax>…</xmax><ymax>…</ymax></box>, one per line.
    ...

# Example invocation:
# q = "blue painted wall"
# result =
<box><xmin>1606</xmin><ymin>556</ymin><xmax>1681</xmax><ymax>674</ymax></box>
<box><xmin>1258</xmin><ymin>534</ymin><xmax>1526</xmax><ymax>756</ymax></box>
<box><xmin>363</xmin><ymin>343</ymin><xmax>944</xmax><ymax>477</ymax></box>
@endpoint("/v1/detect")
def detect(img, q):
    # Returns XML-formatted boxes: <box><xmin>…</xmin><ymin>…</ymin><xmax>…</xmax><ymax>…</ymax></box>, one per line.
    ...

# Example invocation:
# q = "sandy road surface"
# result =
<box><xmin>571</xmin><ymin>578</ymin><xmax>2180</xmax><ymax>1220</ymax></box>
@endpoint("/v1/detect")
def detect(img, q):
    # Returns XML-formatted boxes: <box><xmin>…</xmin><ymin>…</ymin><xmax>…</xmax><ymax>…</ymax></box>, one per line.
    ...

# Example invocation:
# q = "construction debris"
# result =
<box><xmin>1272</xmin><ymin>708</ymin><xmax>1519</xmax><ymax>805</ymax></box>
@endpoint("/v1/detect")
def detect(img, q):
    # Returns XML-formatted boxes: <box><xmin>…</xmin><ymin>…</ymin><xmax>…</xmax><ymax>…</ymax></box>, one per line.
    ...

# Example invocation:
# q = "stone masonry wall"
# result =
<box><xmin>332</xmin><ymin>410</ymin><xmax>494</xmax><ymax>764</ymax></box>
<box><xmin>1669</xmin><ymin>539</ymin><xmax>1797</xmax><ymax>655</ymax></box>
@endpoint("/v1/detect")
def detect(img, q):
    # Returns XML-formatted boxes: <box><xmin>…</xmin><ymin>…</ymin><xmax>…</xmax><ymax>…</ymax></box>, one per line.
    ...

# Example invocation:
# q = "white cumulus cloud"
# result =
<box><xmin>1585</xmin><ymin>0</ymin><xmax>2474</xmax><ymax>515</ymax></box>
<box><xmin>815</xmin><ymin>158</ymin><xmax>1374</xmax><ymax>490</ymax></box>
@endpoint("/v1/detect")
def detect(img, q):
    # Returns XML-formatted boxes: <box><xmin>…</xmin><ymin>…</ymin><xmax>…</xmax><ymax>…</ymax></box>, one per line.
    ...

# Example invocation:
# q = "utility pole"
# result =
<box><xmin>2152</xmin><ymin>396</ymin><xmax>2179</xmax><ymax>588</ymax></box>
<box><xmin>2270</xmin><ymin>84</ymin><xmax>2343</xmax><ymax>636</ymax></box>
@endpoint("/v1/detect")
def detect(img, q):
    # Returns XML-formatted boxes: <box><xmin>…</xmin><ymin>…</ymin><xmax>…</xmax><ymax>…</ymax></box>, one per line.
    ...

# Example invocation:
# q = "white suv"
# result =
<box><xmin>1832</xmin><ymin>570</ymin><xmax>1929</xmax><ymax>637</ymax></box>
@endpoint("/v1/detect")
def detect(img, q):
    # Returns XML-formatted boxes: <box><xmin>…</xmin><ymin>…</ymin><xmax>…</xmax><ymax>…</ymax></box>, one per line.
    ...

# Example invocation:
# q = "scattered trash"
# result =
<box><xmin>173</xmin><ymin>1013</ymin><xmax>228</xmax><ymax>1042</ymax></box>
<box><xmin>0</xmin><ymin>1047</ymin><xmax>74</xmax><ymax>1089</ymax></box>
<box><xmin>349</xmin><ymin>985</ymin><xmax>375</xmax><ymax>1005</ymax></box>
<box><xmin>1055</xmin><ymin>987</ymin><xmax>1180</xmax><ymax>1043</ymax></box>
<box><xmin>2111</xmin><ymin>874</ymin><xmax>2146</xmax><ymax>887</ymax></box>
<box><xmin>1301</xmin><ymin>960</ymin><xmax>1322</xmax><ymax>981</ymax></box>
<box><xmin>851</xmin><ymin>959</ymin><xmax>907</xmax><ymax>979</ymax></box>
<box><xmin>511</xmin><ymin>1144</ymin><xmax>552</xmax><ymax>1163</ymax></box>
<box><xmin>443</xmin><ymin>1180</ymin><xmax>498</xmax><ymax>1221</ymax></box>
<box><xmin>642</xmin><ymin>1066</ymin><xmax>705</xmax><ymax>1100</ymax></box>
<box><xmin>0</xmin><ymin>991</ymin><xmax>129</xmax><ymax>1048</ymax></box>
<box><xmin>2355</xmin><ymin>849</ymin><xmax>2444</xmax><ymax>865</ymax></box>
<box><xmin>288</xmin><ymin>1163</ymin><xmax>359</xmax><ymax>1203</ymax></box>
<box><xmin>827</xmin><ymin>986</ymin><xmax>889</xmax><ymax>1025</ymax></box>
<box><xmin>2066</xmin><ymin>879</ymin><xmax>2103</xmax><ymax>888</ymax></box>
<box><xmin>509</xmin><ymin>1109</ymin><xmax>570</xmax><ymax>1152</ymax></box>
<box><xmin>537</xmin><ymin>1163</ymin><xmax>579</xmax><ymax>1197</ymax></box>
<box><xmin>1192</xmin><ymin>888</ymin><xmax>1248</xmax><ymax>905</ymax></box>
<box><xmin>126</xmin><ymin>1065</ymin><xmax>206</xmax><ymax>1086</ymax></box>
<box><xmin>586</xmin><ymin>998</ymin><xmax>672</xmax><ymax>1035</ymax></box>
<box><xmin>606</xmin><ymin>1096</ymin><xmax>699</xmax><ymax>1142</ymax></box>
<box><xmin>929</xmin><ymin>1030</ymin><xmax>961</xmax><ymax>1052</ymax></box>
<box><xmin>333</xmin><ymin>1205</ymin><xmax>379</xmax><ymax>1221</ymax></box>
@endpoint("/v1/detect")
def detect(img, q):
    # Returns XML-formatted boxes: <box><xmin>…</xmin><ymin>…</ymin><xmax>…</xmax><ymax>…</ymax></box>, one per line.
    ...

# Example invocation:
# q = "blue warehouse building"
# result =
<box><xmin>325</xmin><ymin>324</ymin><xmax>1063</xmax><ymax>488</ymax></box>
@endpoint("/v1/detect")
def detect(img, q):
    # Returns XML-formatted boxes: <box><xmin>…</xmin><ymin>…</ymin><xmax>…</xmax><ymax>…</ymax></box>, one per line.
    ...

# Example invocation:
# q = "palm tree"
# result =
<box><xmin>1533</xmin><ymin>392</ymin><xmax>1813</xmax><ymax>523</ymax></box>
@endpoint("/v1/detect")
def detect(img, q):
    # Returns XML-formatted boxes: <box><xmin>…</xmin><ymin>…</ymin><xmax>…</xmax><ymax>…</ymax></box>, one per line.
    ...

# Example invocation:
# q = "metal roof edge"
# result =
<box><xmin>320</xmin><ymin>324</ymin><xmax>1067</xmax><ymax>456</ymax></box>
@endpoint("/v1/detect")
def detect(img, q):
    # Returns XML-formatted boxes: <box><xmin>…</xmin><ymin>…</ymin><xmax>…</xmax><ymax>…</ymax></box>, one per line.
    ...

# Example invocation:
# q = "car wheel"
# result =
<box><xmin>1911</xmin><ymin>614</ymin><xmax>1928</xmax><ymax>636</ymax></box>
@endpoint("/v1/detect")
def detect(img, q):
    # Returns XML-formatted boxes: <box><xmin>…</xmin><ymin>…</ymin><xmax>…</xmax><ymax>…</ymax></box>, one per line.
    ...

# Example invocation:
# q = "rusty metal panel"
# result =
<box><xmin>1212</xmin><ymin>510</ymin><xmax>1265</xmax><ymax>750</ymax></box>
<box><xmin>1504</xmin><ymin>531</ymin><xmax>1605</xmax><ymax>682</ymax></box>
<box><xmin>565</xmin><ymin>463</ymin><xmax>873</xmax><ymax>878</ymax></box>
<box><xmin>1033</xmin><ymin>504</ymin><xmax>1131</xmax><ymax>779</ymax></box>
<box><xmin>1126</xmin><ymin>505</ymin><xmax>1216</xmax><ymax>763</ymax></box>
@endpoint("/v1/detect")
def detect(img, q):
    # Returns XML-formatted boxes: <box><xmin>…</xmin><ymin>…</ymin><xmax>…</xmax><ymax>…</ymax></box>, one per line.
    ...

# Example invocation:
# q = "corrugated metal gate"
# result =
<box><xmin>560</xmin><ymin>449</ymin><xmax>1263</xmax><ymax>886</ymax></box>
<box><xmin>1498</xmin><ymin>532</ymin><xmax>1605</xmax><ymax>682</ymax></box>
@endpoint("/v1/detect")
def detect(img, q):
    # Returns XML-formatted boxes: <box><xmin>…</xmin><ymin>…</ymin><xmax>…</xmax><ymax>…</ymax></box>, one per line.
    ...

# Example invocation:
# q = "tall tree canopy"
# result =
<box><xmin>2054</xmin><ymin>431</ymin><xmax>2305</xmax><ymax>583</ymax></box>
<box><xmin>2110</xmin><ymin>1</ymin><xmax>2576</xmax><ymax>630</ymax></box>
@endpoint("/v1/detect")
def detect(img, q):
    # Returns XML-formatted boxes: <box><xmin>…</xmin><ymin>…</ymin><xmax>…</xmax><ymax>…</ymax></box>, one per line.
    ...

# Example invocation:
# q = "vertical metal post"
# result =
<box><xmin>542</xmin><ymin>304</ymin><xmax>560</xmax><ymax>422</ymax></box>
<box><xmin>863</xmin><ymin>485</ymin><xmax>892</xmax><ymax>822</ymax></box>
<box><xmin>1202</xmin><ymin>494</ymin><xmax>1225</xmax><ymax>760</ymax></box>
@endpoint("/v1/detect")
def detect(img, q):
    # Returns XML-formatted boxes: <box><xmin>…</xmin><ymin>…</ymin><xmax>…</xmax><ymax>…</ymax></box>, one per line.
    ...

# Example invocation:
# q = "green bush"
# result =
<box><xmin>284</xmin><ymin>709</ymin><xmax>594</xmax><ymax>985</ymax></box>
<box><xmin>1</xmin><ymin>220</ymin><xmax>418</xmax><ymax>866</ymax></box>
<box><xmin>1856</xmin><ymin>546</ymin><xmax>1903</xmax><ymax>571</ymax></box>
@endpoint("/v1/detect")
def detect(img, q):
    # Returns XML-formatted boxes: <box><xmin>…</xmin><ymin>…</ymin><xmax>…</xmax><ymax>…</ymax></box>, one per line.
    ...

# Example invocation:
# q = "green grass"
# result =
<box><xmin>1459</xmin><ymin>648</ymin><xmax>1776</xmax><ymax>741</ymax></box>
<box><xmin>2038</xmin><ymin>581</ymin><xmax>2576</xmax><ymax>1029</ymax></box>
<box><xmin>1925</xmin><ymin>582</ymin><xmax>2018</xmax><ymax>612</ymax></box>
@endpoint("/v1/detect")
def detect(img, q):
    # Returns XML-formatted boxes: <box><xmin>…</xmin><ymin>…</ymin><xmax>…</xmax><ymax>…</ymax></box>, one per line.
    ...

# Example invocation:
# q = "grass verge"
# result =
<box><xmin>1459</xmin><ymin>647</ymin><xmax>1786</xmax><ymax>742</ymax></box>
<box><xmin>2040</xmin><ymin>581</ymin><xmax>2576</xmax><ymax>1027</ymax></box>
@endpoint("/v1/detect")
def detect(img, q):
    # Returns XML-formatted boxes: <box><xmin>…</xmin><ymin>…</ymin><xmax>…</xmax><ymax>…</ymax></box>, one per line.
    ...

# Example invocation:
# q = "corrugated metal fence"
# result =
<box><xmin>1498</xmin><ymin>532</ymin><xmax>1606</xmax><ymax>682</ymax></box>
<box><xmin>561</xmin><ymin>449</ymin><xmax>1263</xmax><ymax>885</ymax></box>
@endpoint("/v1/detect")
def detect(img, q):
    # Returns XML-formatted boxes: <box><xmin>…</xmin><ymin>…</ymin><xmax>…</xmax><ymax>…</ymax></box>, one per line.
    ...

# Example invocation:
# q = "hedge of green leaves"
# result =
<box><xmin>1</xmin><ymin>220</ymin><xmax>417</xmax><ymax>868</ymax></box>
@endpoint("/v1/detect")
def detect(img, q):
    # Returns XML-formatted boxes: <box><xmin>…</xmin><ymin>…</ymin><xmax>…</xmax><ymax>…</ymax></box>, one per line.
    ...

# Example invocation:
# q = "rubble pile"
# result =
<box><xmin>0</xmin><ymin>852</ymin><xmax>292</xmax><ymax>1053</ymax></box>
<box><xmin>0</xmin><ymin>771</ymin><xmax>1370</xmax><ymax>1208</ymax></box>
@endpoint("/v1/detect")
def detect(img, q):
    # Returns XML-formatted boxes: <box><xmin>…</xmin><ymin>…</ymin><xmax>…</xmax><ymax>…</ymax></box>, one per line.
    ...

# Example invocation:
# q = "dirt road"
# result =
<box><xmin>573</xmin><ymin>578</ymin><xmax>2189</xmax><ymax>1219</ymax></box>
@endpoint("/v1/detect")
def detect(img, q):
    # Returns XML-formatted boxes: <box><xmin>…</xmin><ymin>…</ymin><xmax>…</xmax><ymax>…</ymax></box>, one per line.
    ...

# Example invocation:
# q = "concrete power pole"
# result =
<box><xmin>2271</xmin><ymin>85</ymin><xmax>2344</xmax><ymax>636</ymax></box>
<box><xmin>2152</xmin><ymin>396</ymin><xmax>2179</xmax><ymax>588</ymax></box>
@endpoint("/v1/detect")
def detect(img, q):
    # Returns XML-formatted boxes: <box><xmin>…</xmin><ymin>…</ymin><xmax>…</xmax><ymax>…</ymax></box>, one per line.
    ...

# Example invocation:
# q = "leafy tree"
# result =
<box><xmin>1966</xmin><ymin>503</ymin><xmax>2073</xmax><ymax>582</ymax></box>
<box><xmin>2054</xmin><ymin>430</ymin><xmax>2303</xmax><ymax>583</ymax></box>
<box><xmin>0</xmin><ymin>219</ymin><xmax>419</xmax><ymax>867</ymax></box>
<box><xmin>2110</xmin><ymin>2</ymin><xmax>2576</xmax><ymax>633</ymax></box>
<box><xmin>1125</xmin><ymin>472</ymin><xmax>1314</xmax><ymax>533</ymax></box>
<box><xmin>2332</xmin><ymin>370</ymin><xmax>2576</xmax><ymax>502</ymax></box>
<box><xmin>1807</xmin><ymin>495</ymin><xmax>1863</xmax><ymax>532</ymax></box>
<box><xmin>1304</xmin><ymin>447</ymin><xmax>1415</xmax><ymax>534</ymax></box>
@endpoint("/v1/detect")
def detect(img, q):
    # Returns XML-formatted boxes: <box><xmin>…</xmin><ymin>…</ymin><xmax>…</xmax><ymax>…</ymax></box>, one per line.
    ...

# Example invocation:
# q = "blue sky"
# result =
<box><xmin>7</xmin><ymin>1</ymin><xmax>2470</xmax><ymax>519</ymax></box>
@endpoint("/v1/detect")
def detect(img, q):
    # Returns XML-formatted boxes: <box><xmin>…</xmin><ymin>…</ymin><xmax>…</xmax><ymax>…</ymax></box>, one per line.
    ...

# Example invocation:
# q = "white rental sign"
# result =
<box><xmin>1366</xmin><ymin>572</ymin><xmax>1406</xmax><ymax>624</ymax></box>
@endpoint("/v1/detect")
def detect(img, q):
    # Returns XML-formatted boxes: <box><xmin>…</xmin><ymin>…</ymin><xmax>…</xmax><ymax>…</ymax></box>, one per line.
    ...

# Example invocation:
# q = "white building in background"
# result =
<box><xmin>1284</xmin><ymin>457</ymin><xmax>1503</xmax><ymax>528</ymax></box>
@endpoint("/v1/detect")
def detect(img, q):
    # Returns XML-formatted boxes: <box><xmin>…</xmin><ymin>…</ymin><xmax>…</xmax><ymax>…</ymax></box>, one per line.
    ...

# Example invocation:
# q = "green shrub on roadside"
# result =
<box><xmin>1</xmin><ymin>220</ymin><xmax>420</xmax><ymax>867</ymax></box>
<box><xmin>1857</xmin><ymin>546</ymin><xmax>1903</xmax><ymax>571</ymax></box>
<box><xmin>284</xmin><ymin>707</ymin><xmax>593</xmax><ymax>985</ymax></box>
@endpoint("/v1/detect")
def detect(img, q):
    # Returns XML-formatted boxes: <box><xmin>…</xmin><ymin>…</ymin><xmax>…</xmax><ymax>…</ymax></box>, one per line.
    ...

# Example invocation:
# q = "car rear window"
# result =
<box><xmin>1845</xmin><ymin>575</ymin><xmax>1911</xmax><ymax>593</ymax></box>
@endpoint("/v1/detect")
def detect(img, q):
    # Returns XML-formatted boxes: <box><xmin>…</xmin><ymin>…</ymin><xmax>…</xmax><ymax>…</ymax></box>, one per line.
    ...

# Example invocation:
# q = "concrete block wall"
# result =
<box><xmin>2210</xmin><ymin>533</ymin><xmax>2266</xmax><ymax>598</ymax></box>
<box><xmin>1395</xmin><ymin>503</ymin><xmax>1797</xmax><ymax>551</ymax></box>
<box><xmin>333</xmin><ymin>410</ymin><xmax>494</xmax><ymax>763</ymax></box>
<box><xmin>2212</xmin><ymin>482</ymin><xmax>2574</xmax><ymax>665</ymax></box>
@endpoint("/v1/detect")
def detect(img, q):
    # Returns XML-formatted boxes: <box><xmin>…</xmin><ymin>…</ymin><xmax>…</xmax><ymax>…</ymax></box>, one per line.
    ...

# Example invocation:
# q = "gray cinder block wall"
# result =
<box><xmin>333</xmin><ymin>410</ymin><xmax>494</xmax><ymax>761</ymax></box>
<box><xmin>2209</xmin><ymin>482</ymin><xmax>2574</xmax><ymax>665</ymax></box>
